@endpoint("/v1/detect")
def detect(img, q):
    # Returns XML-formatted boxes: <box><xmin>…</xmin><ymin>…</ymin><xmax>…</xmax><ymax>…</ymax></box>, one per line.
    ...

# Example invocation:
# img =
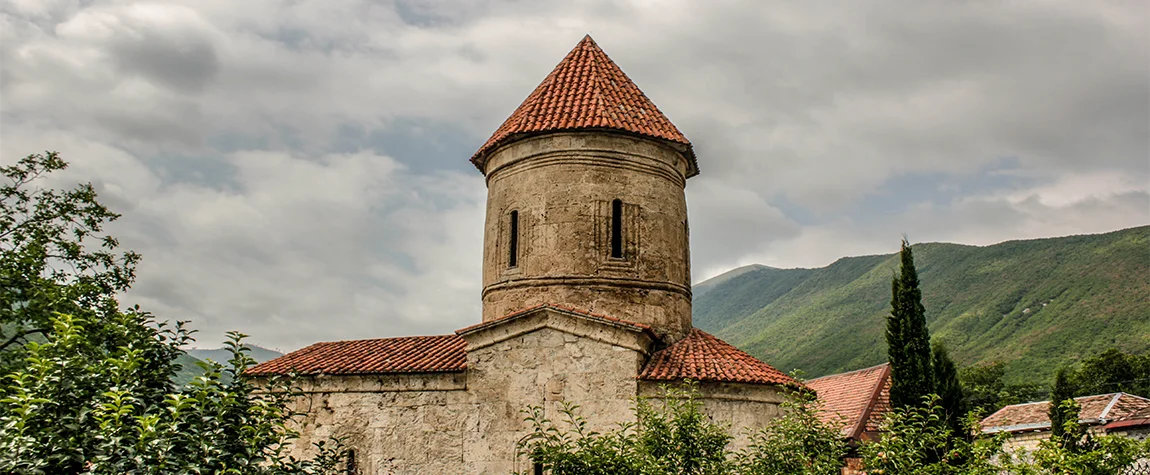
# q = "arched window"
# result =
<box><xmin>610</xmin><ymin>199</ymin><xmax>623</xmax><ymax>259</ymax></box>
<box><xmin>509</xmin><ymin>210</ymin><xmax>519</xmax><ymax>268</ymax></box>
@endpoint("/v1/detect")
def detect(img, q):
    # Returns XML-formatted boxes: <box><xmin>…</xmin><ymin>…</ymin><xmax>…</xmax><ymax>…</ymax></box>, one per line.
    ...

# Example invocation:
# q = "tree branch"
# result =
<box><xmin>0</xmin><ymin>328</ymin><xmax>48</xmax><ymax>352</ymax></box>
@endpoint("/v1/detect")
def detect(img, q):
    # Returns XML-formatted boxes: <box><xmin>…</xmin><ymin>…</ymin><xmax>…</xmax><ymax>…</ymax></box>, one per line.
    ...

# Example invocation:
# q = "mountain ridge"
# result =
<box><xmin>692</xmin><ymin>226</ymin><xmax>1150</xmax><ymax>385</ymax></box>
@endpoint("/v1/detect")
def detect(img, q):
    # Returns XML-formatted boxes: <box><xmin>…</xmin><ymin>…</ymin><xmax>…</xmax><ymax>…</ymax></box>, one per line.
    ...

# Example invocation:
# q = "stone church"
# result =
<box><xmin>249</xmin><ymin>35</ymin><xmax>802</xmax><ymax>474</ymax></box>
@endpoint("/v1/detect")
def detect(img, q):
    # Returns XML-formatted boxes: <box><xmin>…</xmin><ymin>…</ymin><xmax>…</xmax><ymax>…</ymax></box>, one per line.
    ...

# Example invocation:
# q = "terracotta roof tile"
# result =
<box><xmin>471</xmin><ymin>35</ymin><xmax>696</xmax><ymax>174</ymax></box>
<box><xmin>981</xmin><ymin>393</ymin><xmax>1150</xmax><ymax>433</ymax></box>
<box><xmin>805</xmin><ymin>363</ymin><xmax>891</xmax><ymax>439</ymax></box>
<box><xmin>639</xmin><ymin>328</ymin><xmax>799</xmax><ymax>387</ymax></box>
<box><xmin>245</xmin><ymin>334</ymin><xmax>466</xmax><ymax>376</ymax></box>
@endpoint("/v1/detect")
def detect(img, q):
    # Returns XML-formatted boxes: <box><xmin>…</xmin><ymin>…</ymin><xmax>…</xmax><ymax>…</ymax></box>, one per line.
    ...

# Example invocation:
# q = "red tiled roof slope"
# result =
<box><xmin>640</xmin><ymin>329</ymin><xmax>799</xmax><ymax>387</ymax></box>
<box><xmin>806</xmin><ymin>363</ymin><xmax>891</xmax><ymax>439</ymax></box>
<box><xmin>981</xmin><ymin>393</ymin><xmax>1150</xmax><ymax>433</ymax></box>
<box><xmin>246</xmin><ymin>334</ymin><xmax>466</xmax><ymax>376</ymax></box>
<box><xmin>471</xmin><ymin>35</ymin><xmax>696</xmax><ymax>173</ymax></box>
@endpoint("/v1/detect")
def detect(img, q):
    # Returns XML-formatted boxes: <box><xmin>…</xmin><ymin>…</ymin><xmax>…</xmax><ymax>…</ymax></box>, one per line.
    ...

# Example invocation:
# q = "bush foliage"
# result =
<box><xmin>517</xmin><ymin>382</ymin><xmax>847</xmax><ymax>475</ymax></box>
<box><xmin>0</xmin><ymin>152</ymin><xmax>345</xmax><ymax>473</ymax></box>
<box><xmin>519</xmin><ymin>386</ymin><xmax>1148</xmax><ymax>475</ymax></box>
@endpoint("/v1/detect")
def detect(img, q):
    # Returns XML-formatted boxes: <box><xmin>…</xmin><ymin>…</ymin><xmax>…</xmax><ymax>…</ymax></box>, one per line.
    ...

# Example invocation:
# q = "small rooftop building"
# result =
<box><xmin>981</xmin><ymin>392</ymin><xmax>1150</xmax><ymax>452</ymax></box>
<box><xmin>249</xmin><ymin>36</ymin><xmax>800</xmax><ymax>474</ymax></box>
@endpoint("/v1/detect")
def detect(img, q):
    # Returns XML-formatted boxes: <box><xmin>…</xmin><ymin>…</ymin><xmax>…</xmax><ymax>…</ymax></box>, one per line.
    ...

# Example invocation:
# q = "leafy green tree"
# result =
<box><xmin>887</xmin><ymin>239</ymin><xmax>934</xmax><ymax>409</ymax></box>
<box><xmin>518</xmin><ymin>381</ymin><xmax>848</xmax><ymax>475</ymax></box>
<box><xmin>0</xmin><ymin>312</ymin><xmax>345</xmax><ymax>474</ymax></box>
<box><xmin>516</xmin><ymin>382</ymin><xmax>1148</xmax><ymax>475</ymax></box>
<box><xmin>1071</xmin><ymin>348</ymin><xmax>1150</xmax><ymax>398</ymax></box>
<box><xmin>959</xmin><ymin>361</ymin><xmax>1045</xmax><ymax>416</ymax></box>
<box><xmin>0</xmin><ymin>152</ymin><xmax>141</xmax><ymax>361</ymax></box>
<box><xmin>518</xmin><ymin>383</ymin><xmax>733</xmax><ymax>475</ymax></box>
<box><xmin>735</xmin><ymin>388</ymin><xmax>847</xmax><ymax>475</ymax></box>
<box><xmin>1049</xmin><ymin>367</ymin><xmax>1078</xmax><ymax>451</ymax></box>
<box><xmin>0</xmin><ymin>151</ymin><xmax>345</xmax><ymax>473</ymax></box>
<box><xmin>932</xmin><ymin>342</ymin><xmax>965</xmax><ymax>435</ymax></box>
<box><xmin>859</xmin><ymin>395</ymin><xmax>1015</xmax><ymax>475</ymax></box>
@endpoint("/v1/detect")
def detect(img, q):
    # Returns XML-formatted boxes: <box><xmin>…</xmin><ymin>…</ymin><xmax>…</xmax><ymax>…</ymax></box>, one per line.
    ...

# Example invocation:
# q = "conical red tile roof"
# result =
<box><xmin>471</xmin><ymin>35</ymin><xmax>696</xmax><ymax>175</ymax></box>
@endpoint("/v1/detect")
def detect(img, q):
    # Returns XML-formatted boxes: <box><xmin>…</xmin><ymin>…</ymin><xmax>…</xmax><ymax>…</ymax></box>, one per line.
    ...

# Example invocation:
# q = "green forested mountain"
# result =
<box><xmin>172</xmin><ymin>345</ymin><xmax>284</xmax><ymax>386</ymax></box>
<box><xmin>693</xmin><ymin>226</ymin><xmax>1150</xmax><ymax>385</ymax></box>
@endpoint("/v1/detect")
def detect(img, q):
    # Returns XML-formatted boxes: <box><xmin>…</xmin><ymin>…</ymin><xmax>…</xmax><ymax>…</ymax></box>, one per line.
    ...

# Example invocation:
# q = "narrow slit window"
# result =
<box><xmin>509</xmin><ymin>210</ymin><xmax>519</xmax><ymax>268</ymax></box>
<box><xmin>533</xmin><ymin>462</ymin><xmax>544</xmax><ymax>475</ymax></box>
<box><xmin>610</xmin><ymin>199</ymin><xmax>623</xmax><ymax>259</ymax></box>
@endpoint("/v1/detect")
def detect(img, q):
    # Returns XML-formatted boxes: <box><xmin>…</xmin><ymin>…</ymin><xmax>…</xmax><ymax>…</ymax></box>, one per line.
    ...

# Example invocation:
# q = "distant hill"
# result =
<box><xmin>172</xmin><ymin>353</ymin><xmax>207</xmax><ymax>387</ymax></box>
<box><xmin>693</xmin><ymin>226</ymin><xmax>1150</xmax><ymax>385</ymax></box>
<box><xmin>187</xmin><ymin>345</ymin><xmax>284</xmax><ymax>365</ymax></box>
<box><xmin>693</xmin><ymin>264</ymin><xmax>770</xmax><ymax>299</ymax></box>
<box><xmin>172</xmin><ymin>345</ymin><xmax>284</xmax><ymax>386</ymax></box>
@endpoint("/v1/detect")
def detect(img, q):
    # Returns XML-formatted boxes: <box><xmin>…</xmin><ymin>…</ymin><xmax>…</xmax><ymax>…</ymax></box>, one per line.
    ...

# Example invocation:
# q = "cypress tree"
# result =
<box><xmin>886</xmin><ymin>238</ymin><xmax>934</xmax><ymax>409</ymax></box>
<box><xmin>932</xmin><ymin>341</ymin><xmax>965</xmax><ymax>435</ymax></box>
<box><xmin>1049</xmin><ymin>367</ymin><xmax>1080</xmax><ymax>451</ymax></box>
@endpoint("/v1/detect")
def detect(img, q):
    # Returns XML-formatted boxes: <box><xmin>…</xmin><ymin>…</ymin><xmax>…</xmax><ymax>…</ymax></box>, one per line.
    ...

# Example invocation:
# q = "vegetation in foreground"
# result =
<box><xmin>0</xmin><ymin>152</ymin><xmax>346</xmax><ymax>473</ymax></box>
<box><xmin>518</xmin><ymin>383</ymin><xmax>1149</xmax><ymax>475</ymax></box>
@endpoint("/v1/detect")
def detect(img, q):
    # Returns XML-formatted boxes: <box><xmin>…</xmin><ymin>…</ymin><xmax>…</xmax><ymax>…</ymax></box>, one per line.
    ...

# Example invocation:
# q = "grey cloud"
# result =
<box><xmin>109</xmin><ymin>33</ymin><xmax>219</xmax><ymax>94</ymax></box>
<box><xmin>56</xmin><ymin>4</ymin><xmax>223</xmax><ymax>94</ymax></box>
<box><xmin>2</xmin><ymin>0</ymin><xmax>1146</xmax><ymax>349</ymax></box>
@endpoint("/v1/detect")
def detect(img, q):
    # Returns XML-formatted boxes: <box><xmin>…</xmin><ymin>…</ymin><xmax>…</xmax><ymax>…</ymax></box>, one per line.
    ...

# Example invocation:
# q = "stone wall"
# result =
<box><xmin>461</xmin><ymin>310</ymin><xmax>655</xmax><ymax>474</ymax></box>
<box><xmin>639</xmin><ymin>380</ymin><xmax>787</xmax><ymax>450</ymax></box>
<box><xmin>479</xmin><ymin>132</ymin><xmax>694</xmax><ymax>342</ymax></box>
<box><xmin>283</xmin><ymin>373</ymin><xmax>473</xmax><ymax>474</ymax></box>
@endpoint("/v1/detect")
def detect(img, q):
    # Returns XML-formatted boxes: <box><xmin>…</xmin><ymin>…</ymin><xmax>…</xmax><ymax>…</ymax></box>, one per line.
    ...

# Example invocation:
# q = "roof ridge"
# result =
<box><xmin>1100</xmin><ymin>392</ymin><xmax>1124</xmax><ymax>421</ymax></box>
<box><xmin>806</xmin><ymin>362</ymin><xmax>890</xmax><ymax>382</ymax></box>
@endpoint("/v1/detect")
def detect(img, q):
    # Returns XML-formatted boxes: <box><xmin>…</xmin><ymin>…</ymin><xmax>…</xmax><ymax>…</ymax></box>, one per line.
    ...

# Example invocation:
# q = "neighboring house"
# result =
<box><xmin>981</xmin><ymin>392</ymin><xmax>1150</xmax><ymax>452</ymax></box>
<box><xmin>806</xmin><ymin>363</ymin><xmax>892</xmax><ymax>474</ymax></box>
<box><xmin>247</xmin><ymin>36</ymin><xmax>802</xmax><ymax>474</ymax></box>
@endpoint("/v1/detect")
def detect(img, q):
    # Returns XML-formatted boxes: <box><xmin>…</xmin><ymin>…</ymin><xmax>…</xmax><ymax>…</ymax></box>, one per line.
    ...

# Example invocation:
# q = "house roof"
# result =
<box><xmin>247</xmin><ymin>309</ymin><xmax>795</xmax><ymax>388</ymax></box>
<box><xmin>639</xmin><ymin>328</ymin><xmax>800</xmax><ymax>387</ymax></box>
<box><xmin>245</xmin><ymin>334</ymin><xmax>466</xmax><ymax>376</ymax></box>
<box><xmin>806</xmin><ymin>363</ymin><xmax>892</xmax><ymax>439</ymax></box>
<box><xmin>981</xmin><ymin>392</ymin><xmax>1150</xmax><ymax>434</ymax></box>
<box><xmin>471</xmin><ymin>35</ymin><xmax>696</xmax><ymax>175</ymax></box>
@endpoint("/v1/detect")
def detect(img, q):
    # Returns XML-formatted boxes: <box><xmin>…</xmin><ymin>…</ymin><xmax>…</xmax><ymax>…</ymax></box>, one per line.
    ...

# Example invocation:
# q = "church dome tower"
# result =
<box><xmin>472</xmin><ymin>36</ymin><xmax>698</xmax><ymax>342</ymax></box>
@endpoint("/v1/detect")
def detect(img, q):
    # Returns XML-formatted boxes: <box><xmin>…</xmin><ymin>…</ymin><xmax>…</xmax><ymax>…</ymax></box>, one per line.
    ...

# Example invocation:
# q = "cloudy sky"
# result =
<box><xmin>2</xmin><ymin>0</ymin><xmax>1146</xmax><ymax>351</ymax></box>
